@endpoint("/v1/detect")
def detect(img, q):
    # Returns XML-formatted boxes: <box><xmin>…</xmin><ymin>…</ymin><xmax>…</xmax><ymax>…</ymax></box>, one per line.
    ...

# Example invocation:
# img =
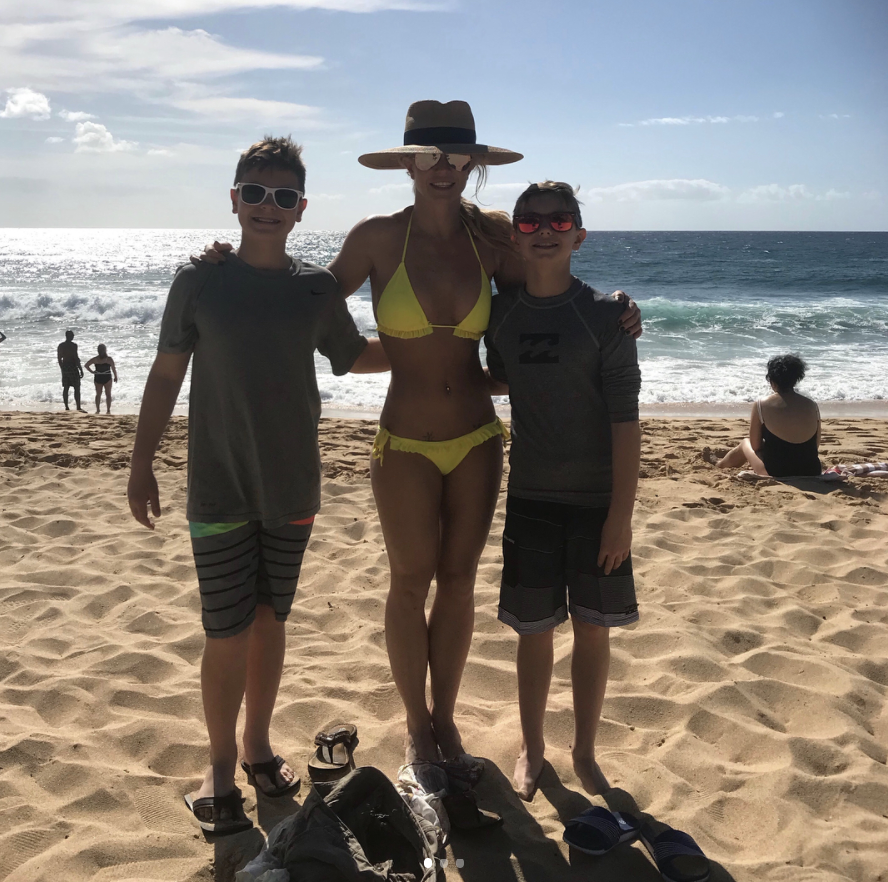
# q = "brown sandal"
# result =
<box><xmin>184</xmin><ymin>787</ymin><xmax>253</xmax><ymax>835</ymax></box>
<box><xmin>307</xmin><ymin>723</ymin><xmax>359</xmax><ymax>783</ymax></box>
<box><xmin>240</xmin><ymin>755</ymin><xmax>301</xmax><ymax>798</ymax></box>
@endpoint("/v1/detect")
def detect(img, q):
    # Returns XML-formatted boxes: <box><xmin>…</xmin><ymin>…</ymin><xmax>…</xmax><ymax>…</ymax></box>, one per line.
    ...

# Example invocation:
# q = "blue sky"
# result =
<box><xmin>1</xmin><ymin>0</ymin><xmax>885</xmax><ymax>230</ymax></box>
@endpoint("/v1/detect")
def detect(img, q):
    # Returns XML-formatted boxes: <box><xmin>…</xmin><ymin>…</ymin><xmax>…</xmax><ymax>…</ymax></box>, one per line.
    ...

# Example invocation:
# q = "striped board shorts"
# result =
<box><xmin>498</xmin><ymin>495</ymin><xmax>638</xmax><ymax>635</ymax></box>
<box><xmin>190</xmin><ymin>518</ymin><xmax>314</xmax><ymax>639</ymax></box>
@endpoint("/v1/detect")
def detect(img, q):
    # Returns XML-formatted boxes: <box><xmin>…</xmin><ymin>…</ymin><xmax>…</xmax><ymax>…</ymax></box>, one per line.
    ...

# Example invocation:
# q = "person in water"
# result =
<box><xmin>197</xmin><ymin>100</ymin><xmax>642</xmax><ymax>770</ymax></box>
<box><xmin>484</xmin><ymin>182</ymin><xmax>641</xmax><ymax>799</ymax></box>
<box><xmin>57</xmin><ymin>330</ymin><xmax>85</xmax><ymax>412</ymax></box>
<box><xmin>85</xmin><ymin>344</ymin><xmax>118</xmax><ymax>414</ymax></box>
<box><xmin>712</xmin><ymin>354</ymin><xmax>821</xmax><ymax>477</ymax></box>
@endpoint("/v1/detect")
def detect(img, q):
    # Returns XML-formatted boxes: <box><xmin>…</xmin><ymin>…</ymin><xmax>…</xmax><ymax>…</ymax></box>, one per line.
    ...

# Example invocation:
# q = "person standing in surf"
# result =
<box><xmin>85</xmin><ymin>344</ymin><xmax>118</xmax><ymax>414</ymax></box>
<box><xmin>57</xmin><ymin>330</ymin><xmax>85</xmax><ymax>412</ymax></box>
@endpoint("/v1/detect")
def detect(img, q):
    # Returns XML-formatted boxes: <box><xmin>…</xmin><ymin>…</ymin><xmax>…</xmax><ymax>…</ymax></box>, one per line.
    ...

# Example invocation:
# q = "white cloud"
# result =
<box><xmin>73</xmin><ymin>121</ymin><xmax>137</xmax><ymax>153</ymax></box>
<box><xmin>820</xmin><ymin>113</ymin><xmax>851</xmax><ymax>120</ymax></box>
<box><xmin>147</xmin><ymin>148</ymin><xmax>173</xmax><ymax>155</ymax></box>
<box><xmin>45</xmin><ymin>136</ymin><xmax>65</xmax><ymax>143</ymax></box>
<box><xmin>59</xmin><ymin>109</ymin><xmax>95</xmax><ymax>121</ymax></box>
<box><xmin>169</xmin><ymin>96</ymin><xmax>325</xmax><ymax>124</ymax></box>
<box><xmin>4</xmin><ymin>0</ymin><xmax>445</xmax><ymax>24</ymax></box>
<box><xmin>737</xmin><ymin>184</ymin><xmax>850</xmax><ymax>203</ymax></box>
<box><xmin>625</xmin><ymin>114</ymin><xmax>762</xmax><ymax>127</ymax></box>
<box><xmin>586</xmin><ymin>179</ymin><xmax>730</xmax><ymax>202</ymax></box>
<box><xmin>862</xmin><ymin>190</ymin><xmax>881</xmax><ymax>201</ymax></box>
<box><xmin>0</xmin><ymin>87</ymin><xmax>51</xmax><ymax>120</ymax></box>
<box><xmin>312</xmin><ymin>193</ymin><xmax>345</xmax><ymax>200</ymax></box>
<box><xmin>368</xmin><ymin>182</ymin><xmax>413</xmax><ymax>195</ymax></box>
<box><xmin>773</xmin><ymin>111</ymin><xmax>785</xmax><ymax>119</ymax></box>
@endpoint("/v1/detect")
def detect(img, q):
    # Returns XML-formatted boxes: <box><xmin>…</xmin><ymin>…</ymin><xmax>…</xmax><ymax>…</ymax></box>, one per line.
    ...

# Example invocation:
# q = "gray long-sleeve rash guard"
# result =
<box><xmin>485</xmin><ymin>278</ymin><xmax>641</xmax><ymax>507</ymax></box>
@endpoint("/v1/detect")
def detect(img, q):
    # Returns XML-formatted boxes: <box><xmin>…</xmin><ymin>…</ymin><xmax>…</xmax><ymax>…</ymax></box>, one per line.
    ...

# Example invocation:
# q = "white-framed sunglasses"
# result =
<box><xmin>235</xmin><ymin>182</ymin><xmax>304</xmax><ymax>210</ymax></box>
<box><xmin>412</xmin><ymin>150</ymin><xmax>473</xmax><ymax>172</ymax></box>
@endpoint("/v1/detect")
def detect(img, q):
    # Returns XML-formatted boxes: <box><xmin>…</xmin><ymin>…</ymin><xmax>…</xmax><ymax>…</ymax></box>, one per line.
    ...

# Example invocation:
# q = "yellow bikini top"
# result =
<box><xmin>376</xmin><ymin>213</ymin><xmax>491</xmax><ymax>341</ymax></box>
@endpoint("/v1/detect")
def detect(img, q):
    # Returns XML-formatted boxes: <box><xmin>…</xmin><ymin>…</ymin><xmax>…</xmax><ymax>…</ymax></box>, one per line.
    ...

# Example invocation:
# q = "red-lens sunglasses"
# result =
<box><xmin>513</xmin><ymin>212</ymin><xmax>578</xmax><ymax>234</ymax></box>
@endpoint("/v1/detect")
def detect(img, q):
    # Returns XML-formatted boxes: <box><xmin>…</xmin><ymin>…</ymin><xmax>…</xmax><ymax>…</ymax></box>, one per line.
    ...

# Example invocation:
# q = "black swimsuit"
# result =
<box><xmin>94</xmin><ymin>361</ymin><xmax>112</xmax><ymax>385</ymax></box>
<box><xmin>757</xmin><ymin>401</ymin><xmax>821</xmax><ymax>477</ymax></box>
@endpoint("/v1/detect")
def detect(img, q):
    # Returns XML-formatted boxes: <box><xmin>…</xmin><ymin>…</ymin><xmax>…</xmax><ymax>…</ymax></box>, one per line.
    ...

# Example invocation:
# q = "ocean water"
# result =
<box><xmin>0</xmin><ymin>229</ymin><xmax>886</xmax><ymax>411</ymax></box>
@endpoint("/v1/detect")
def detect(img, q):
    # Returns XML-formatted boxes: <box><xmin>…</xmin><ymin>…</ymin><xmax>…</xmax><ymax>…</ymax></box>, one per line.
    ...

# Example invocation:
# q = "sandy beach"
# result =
<box><xmin>1</xmin><ymin>411</ymin><xmax>886</xmax><ymax>882</ymax></box>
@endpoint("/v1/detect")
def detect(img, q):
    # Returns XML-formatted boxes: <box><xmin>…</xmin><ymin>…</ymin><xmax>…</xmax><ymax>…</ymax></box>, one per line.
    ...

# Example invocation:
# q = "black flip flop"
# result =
<box><xmin>184</xmin><ymin>787</ymin><xmax>253</xmax><ymax>835</ymax></box>
<box><xmin>563</xmin><ymin>806</ymin><xmax>641</xmax><ymax>856</ymax></box>
<box><xmin>240</xmin><ymin>754</ymin><xmax>301</xmax><ymax>798</ymax></box>
<box><xmin>640</xmin><ymin>823</ymin><xmax>710</xmax><ymax>882</ymax></box>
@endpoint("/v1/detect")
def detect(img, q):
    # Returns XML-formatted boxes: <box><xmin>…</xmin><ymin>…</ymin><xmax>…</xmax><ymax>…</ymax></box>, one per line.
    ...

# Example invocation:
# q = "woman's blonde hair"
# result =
<box><xmin>404</xmin><ymin>157</ymin><xmax>515</xmax><ymax>253</ymax></box>
<box><xmin>458</xmin><ymin>162</ymin><xmax>515</xmax><ymax>253</ymax></box>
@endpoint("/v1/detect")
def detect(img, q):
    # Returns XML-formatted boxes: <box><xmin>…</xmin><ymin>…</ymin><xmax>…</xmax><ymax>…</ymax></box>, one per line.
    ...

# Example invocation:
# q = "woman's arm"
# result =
<box><xmin>327</xmin><ymin>218</ymin><xmax>377</xmax><ymax>297</ymax></box>
<box><xmin>110</xmin><ymin>357</ymin><xmax>119</xmax><ymax>381</ymax></box>
<box><xmin>748</xmin><ymin>402</ymin><xmax>763</xmax><ymax>450</ymax></box>
<box><xmin>349</xmin><ymin>337</ymin><xmax>390</xmax><ymax>373</ymax></box>
<box><xmin>84</xmin><ymin>356</ymin><xmax>97</xmax><ymax>373</ymax></box>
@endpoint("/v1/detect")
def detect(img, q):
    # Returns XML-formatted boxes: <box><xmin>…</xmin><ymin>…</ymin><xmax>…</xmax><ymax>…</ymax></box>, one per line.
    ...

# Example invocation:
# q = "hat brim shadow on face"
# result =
<box><xmin>358</xmin><ymin>145</ymin><xmax>523</xmax><ymax>170</ymax></box>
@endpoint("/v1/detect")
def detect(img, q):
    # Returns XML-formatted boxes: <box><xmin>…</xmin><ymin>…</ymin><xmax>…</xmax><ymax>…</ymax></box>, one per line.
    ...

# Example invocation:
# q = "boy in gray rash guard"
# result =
<box><xmin>484</xmin><ymin>182</ymin><xmax>641</xmax><ymax>801</ymax></box>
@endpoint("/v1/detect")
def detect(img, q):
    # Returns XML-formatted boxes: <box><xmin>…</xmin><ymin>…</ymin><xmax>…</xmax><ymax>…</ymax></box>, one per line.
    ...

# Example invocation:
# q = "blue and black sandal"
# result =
<box><xmin>640</xmin><ymin>823</ymin><xmax>710</xmax><ymax>882</ymax></box>
<box><xmin>563</xmin><ymin>806</ymin><xmax>641</xmax><ymax>856</ymax></box>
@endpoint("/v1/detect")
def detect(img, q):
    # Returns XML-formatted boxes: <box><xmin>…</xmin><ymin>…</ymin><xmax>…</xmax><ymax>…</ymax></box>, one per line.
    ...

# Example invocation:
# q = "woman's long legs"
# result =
<box><xmin>104</xmin><ymin>380</ymin><xmax>112</xmax><ymax>414</ymax></box>
<box><xmin>95</xmin><ymin>384</ymin><xmax>102</xmax><ymax>414</ymax></box>
<box><xmin>716</xmin><ymin>438</ymin><xmax>768</xmax><ymax>475</ymax></box>
<box><xmin>430</xmin><ymin>436</ymin><xmax>502</xmax><ymax>758</ymax></box>
<box><xmin>371</xmin><ymin>447</ymin><xmax>443</xmax><ymax>762</ymax></box>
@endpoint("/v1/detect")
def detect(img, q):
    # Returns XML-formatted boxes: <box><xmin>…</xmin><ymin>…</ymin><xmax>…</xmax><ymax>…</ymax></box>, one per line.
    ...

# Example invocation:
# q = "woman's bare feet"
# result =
<box><xmin>405</xmin><ymin>725</ymin><xmax>440</xmax><ymax>765</ymax></box>
<box><xmin>430</xmin><ymin>714</ymin><xmax>465</xmax><ymax>761</ymax></box>
<box><xmin>572</xmin><ymin>752</ymin><xmax>611</xmax><ymax>796</ymax></box>
<box><xmin>513</xmin><ymin>745</ymin><xmax>545</xmax><ymax>801</ymax></box>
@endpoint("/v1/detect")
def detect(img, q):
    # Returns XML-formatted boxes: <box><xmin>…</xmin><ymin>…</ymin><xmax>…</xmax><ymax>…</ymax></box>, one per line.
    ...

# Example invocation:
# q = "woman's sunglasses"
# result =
<box><xmin>235</xmin><ymin>182</ymin><xmax>304</xmax><ymax>210</ymax></box>
<box><xmin>413</xmin><ymin>150</ymin><xmax>473</xmax><ymax>172</ymax></box>
<box><xmin>513</xmin><ymin>212</ymin><xmax>578</xmax><ymax>234</ymax></box>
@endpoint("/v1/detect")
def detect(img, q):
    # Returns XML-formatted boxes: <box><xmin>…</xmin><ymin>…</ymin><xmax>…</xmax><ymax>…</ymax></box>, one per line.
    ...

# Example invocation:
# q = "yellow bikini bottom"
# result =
<box><xmin>372</xmin><ymin>418</ymin><xmax>509</xmax><ymax>476</ymax></box>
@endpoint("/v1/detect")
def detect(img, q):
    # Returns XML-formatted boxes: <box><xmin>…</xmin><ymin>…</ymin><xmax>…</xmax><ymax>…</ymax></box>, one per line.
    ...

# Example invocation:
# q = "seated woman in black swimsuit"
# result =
<box><xmin>714</xmin><ymin>354</ymin><xmax>821</xmax><ymax>477</ymax></box>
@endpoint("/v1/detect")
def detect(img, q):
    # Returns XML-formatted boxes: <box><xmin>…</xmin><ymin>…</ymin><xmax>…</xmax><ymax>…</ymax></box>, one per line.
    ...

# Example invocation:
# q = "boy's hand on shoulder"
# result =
<box><xmin>598</xmin><ymin>513</ymin><xmax>632</xmax><ymax>575</ymax></box>
<box><xmin>190</xmin><ymin>240</ymin><xmax>232</xmax><ymax>267</ymax></box>
<box><xmin>128</xmin><ymin>463</ymin><xmax>161</xmax><ymax>529</ymax></box>
<box><xmin>612</xmin><ymin>290</ymin><xmax>643</xmax><ymax>339</ymax></box>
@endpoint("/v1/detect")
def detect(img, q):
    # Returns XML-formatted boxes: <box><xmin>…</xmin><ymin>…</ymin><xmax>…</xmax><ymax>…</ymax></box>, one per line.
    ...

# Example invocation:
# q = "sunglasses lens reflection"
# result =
<box><xmin>274</xmin><ymin>189</ymin><xmax>301</xmax><ymax>210</ymax></box>
<box><xmin>516</xmin><ymin>218</ymin><xmax>540</xmax><ymax>234</ymax></box>
<box><xmin>448</xmin><ymin>154</ymin><xmax>471</xmax><ymax>171</ymax></box>
<box><xmin>414</xmin><ymin>152</ymin><xmax>441</xmax><ymax>171</ymax></box>
<box><xmin>550</xmin><ymin>214</ymin><xmax>575</xmax><ymax>231</ymax></box>
<box><xmin>240</xmin><ymin>184</ymin><xmax>267</xmax><ymax>205</ymax></box>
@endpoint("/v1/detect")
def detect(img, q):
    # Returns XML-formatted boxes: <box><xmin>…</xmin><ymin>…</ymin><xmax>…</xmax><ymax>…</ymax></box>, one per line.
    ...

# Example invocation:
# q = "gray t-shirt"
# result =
<box><xmin>158</xmin><ymin>254</ymin><xmax>367</xmax><ymax>526</ymax></box>
<box><xmin>485</xmin><ymin>278</ymin><xmax>641</xmax><ymax>507</ymax></box>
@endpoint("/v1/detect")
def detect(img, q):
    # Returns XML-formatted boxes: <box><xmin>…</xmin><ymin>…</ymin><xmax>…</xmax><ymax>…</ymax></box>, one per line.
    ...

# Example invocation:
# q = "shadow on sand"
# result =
<box><xmin>449</xmin><ymin>760</ymin><xmax>737</xmax><ymax>882</ymax></box>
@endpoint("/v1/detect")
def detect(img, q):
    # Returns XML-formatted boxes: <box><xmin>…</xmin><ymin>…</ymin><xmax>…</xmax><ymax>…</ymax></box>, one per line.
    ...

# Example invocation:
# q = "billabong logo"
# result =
<box><xmin>518</xmin><ymin>332</ymin><xmax>560</xmax><ymax>364</ymax></box>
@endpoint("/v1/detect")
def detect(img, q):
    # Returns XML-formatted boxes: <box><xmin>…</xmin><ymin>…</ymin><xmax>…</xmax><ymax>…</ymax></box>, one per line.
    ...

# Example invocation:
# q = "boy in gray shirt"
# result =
<box><xmin>127</xmin><ymin>136</ymin><xmax>388</xmax><ymax>835</ymax></box>
<box><xmin>484</xmin><ymin>182</ymin><xmax>641</xmax><ymax>801</ymax></box>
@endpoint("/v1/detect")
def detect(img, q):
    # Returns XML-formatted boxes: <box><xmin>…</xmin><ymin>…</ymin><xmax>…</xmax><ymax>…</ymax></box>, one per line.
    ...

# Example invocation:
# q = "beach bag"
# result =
<box><xmin>240</xmin><ymin>766</ymin><xmax>441</xmax><ymax>882</ymax></box>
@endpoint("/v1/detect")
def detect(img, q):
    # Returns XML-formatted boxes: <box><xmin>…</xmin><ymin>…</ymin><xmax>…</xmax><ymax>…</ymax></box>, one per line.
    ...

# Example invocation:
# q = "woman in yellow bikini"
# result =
<box><xmin>330</xmin><ymin>101</ymin><xmax>640</xmax><ymax>767</ymax></box>
<box><xmin>199</xmin><ymin>100</ymin><xmax>640</xmax><ymax>767</ymax></box>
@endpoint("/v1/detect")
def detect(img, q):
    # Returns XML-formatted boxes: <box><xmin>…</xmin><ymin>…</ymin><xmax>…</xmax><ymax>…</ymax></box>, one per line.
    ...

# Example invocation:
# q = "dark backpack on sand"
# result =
<box><xmin>268</xmin><ymin>766</ymin><xmax>441</xmax><ymax>882</ymax></box>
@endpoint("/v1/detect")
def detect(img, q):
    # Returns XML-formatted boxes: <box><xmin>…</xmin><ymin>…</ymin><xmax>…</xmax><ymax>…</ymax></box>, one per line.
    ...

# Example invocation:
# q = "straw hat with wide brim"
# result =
<box><xmin>358</xmin><ymin>100</ymin><xmax>523</xmax><ymax>170</ymax></box>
